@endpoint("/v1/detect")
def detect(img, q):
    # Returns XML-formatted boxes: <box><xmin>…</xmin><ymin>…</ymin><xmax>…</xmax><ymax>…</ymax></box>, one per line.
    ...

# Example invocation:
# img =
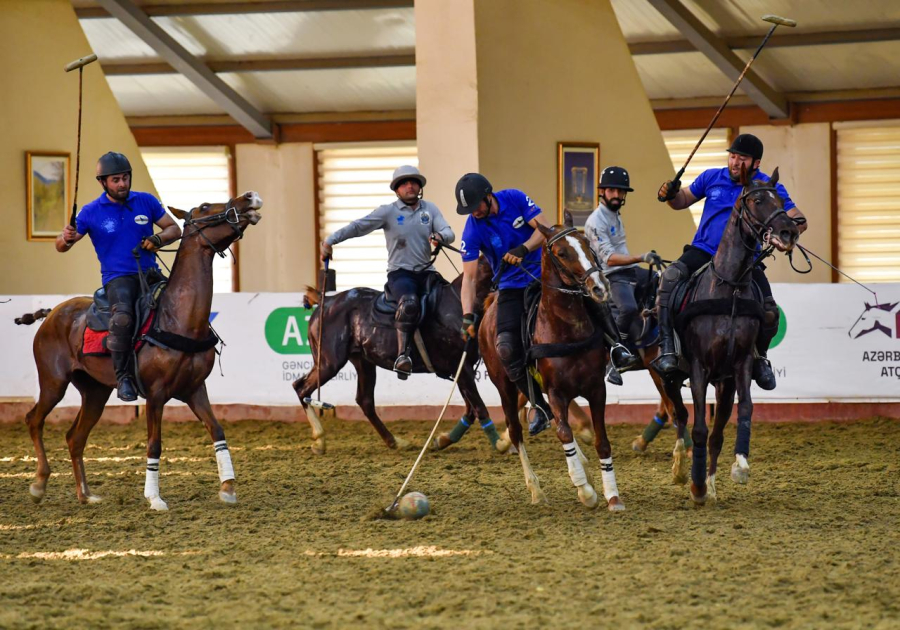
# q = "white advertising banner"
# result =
<box><xmin>2</xmin><ymin>282</ymin><xmax>899</xmax><ymax>408</ymax></box>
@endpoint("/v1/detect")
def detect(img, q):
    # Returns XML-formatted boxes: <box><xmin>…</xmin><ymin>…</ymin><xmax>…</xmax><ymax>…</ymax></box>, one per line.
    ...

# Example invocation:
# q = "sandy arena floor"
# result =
<box><xmin>0</xmin><ymin>416</ymin><xmax>898</xmax><ymax>629</ymax></box>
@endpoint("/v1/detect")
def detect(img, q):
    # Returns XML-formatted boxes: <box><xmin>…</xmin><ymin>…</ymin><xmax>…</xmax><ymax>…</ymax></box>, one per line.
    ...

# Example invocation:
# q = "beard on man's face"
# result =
<box><xmin>606</xmin><ymin>197</ymin><xmax>624</xmax><ymax>211</ymax></box>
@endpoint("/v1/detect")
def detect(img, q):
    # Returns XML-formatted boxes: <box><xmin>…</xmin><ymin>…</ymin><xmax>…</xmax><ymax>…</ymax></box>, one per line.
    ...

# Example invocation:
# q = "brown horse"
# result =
<box><xmin>17</xmin><ymin>192</ymin><xmax>263</xmax><ymax>510</ymax></box>
<box><xmin>664</xmin><ymin>167</ymin><xmax>798</xmax><ymax>505</ymax></box>
<box><xmin>292</xmin><ymin>254</ymin><xmax>495</xmax><ymax>454</ymax></box>
<box><xmin>480</xmin><ymin>211</ymin><xmax>626</xmax><ymax>511</ymax></box>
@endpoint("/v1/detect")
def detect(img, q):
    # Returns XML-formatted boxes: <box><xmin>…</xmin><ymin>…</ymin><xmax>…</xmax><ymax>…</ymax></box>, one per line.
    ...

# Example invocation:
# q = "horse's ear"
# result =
<box><xmin>536</xmin><ymin>221</ymin><xmax>554</xmax><ymax>238</ymax></box>
<box><xmin>168</xmin><ymin>206</ymin><xmax>188</xmax><ymax>220</ymax></box>
<box><xmin>770</xmin><ymin>167</ymin><xmax>780</xmax><ymax>188</ymax></box>
<box><xmin>740</xmin><ymin>163</ymin><xmax>750</xmax><ymax>186</ymax></box>
<box><xmin>563</xmin><ymin>209</ymin><xmax>574</xmax><ymax>228</ymax></box>
<box><xmin>864</xmin><ymin>302</ymin><xmax>871</xmax><ymax>309</ymax></box>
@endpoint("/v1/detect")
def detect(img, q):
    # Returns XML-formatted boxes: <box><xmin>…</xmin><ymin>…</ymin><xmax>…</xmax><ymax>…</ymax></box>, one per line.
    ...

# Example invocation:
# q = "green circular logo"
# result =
<box><xmin>264</xmin><ymin>307</ymin><xmax>314</xmax><ymax>354</ymax></box>
<box><xmin>770</xmin><ymin>305</ymin><xmax>787</xmax><ymax>349</ymax></box>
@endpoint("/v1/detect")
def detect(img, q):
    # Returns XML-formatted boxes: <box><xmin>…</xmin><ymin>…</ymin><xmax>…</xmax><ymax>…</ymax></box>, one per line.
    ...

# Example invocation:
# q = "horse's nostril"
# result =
<box><xmin>781</xmin><ymin>230</ymin><xmax>794</xmax><ymax>243</ymax></box>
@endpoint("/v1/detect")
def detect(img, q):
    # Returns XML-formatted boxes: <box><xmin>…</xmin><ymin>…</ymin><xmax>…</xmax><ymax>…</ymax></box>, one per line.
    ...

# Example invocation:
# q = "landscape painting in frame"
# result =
<box><xmin>27</xmin><ymin>152</ymin><xmax>70</xmax><ymax>241</ymax></box>
<box><xmin>557</xmin><ymin>142</ymin><xmax>599</xmax><ymax>228</ymax></box>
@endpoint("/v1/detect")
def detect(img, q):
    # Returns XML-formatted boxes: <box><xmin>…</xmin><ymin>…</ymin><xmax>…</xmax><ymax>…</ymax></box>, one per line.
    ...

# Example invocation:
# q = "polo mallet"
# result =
<box><xmin>378</xmin><ymin>348</ymin><xmax>469</xmax><ymax>519</ymax></box>
<box><xmin>64</xmin><ymin>53</ymin><xmax>98</xmax><ymax>227</ymax></box>
<box><xmin>658</xmin><ymin>14</ymin><xmax>797</xmax><ymax>201</ymax></box>
<box><xmin>303</xmin><ymin>257</ymin><xmax>335</xmax><ymax>452</ymax></box>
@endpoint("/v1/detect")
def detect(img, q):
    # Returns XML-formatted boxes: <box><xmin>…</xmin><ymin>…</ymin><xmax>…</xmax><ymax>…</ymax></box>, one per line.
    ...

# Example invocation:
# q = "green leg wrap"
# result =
<box><xmin>641</xmin><ymin>414</ymin><xmax>667</xmax><ymax>444</ymax></box>
<box><xmin>683</xmin><ymin>425</ymin><xmax>693</xmax><ymax>449</ymax></box>
<box><xmin>446</xmin><ymin>417</ymin><xmax>472</xmax><ymax>444</ymax></box>
<box><xmin>479</xmin><ymin>418</ymin><xmax>500</xmax><ymax>447</ymax></box>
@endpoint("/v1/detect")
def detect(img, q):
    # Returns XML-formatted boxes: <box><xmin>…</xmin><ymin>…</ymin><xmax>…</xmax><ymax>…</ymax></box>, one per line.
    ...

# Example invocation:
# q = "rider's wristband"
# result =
<box><xmin>148</xmin><ymin>234</ymin><xmax>163</xmax><ymax>247</ymax></box>
<box><xmin>508</xmin><ymin>245</ymin><xmax>529</xmax><ymax>259</ymax></box>
<box><xmin>462</xmin><ymin>313</ymin><xmax>476</xmax><ymax>326</ymax></box>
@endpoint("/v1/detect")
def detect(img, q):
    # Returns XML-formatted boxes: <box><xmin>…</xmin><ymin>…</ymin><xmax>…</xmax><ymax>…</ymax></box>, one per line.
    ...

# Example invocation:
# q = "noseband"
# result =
<box><xmin>545</xmin><ymin>226</ymin><xmax>603</xmax><ymax>296</ymax></box>
<box><xmin>183</xmin><ymin>201</ymin><xmax>252</xmax><ymax>257</ymax></box>
<box><xmin>735</xmin><ymin>185</ymin><xmax>788</xmax><ymax>251</ymax></box>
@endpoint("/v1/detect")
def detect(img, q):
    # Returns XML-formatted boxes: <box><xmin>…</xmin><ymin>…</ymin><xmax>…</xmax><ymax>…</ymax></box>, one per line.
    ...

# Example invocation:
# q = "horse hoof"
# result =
<box><xmin>29</xmin><ymin>483</ymin><xmax>46</xmax><ymax>503</ymax></box>
<box><xmin>632</xmin><ymin>436</ymin><xmax>648</xmax><ymax>453</ymax></box>
<box><xmin>148</xmin><ymin>496</ymin><xmax>169</xmax><ymax>511</ymax></box>
<box><xmin>690</xmin><ymin>485</ymin><xmax>707</xmax><ymax>506</ymax></box>
<box><xmin>432</xmin><ymin>433</ymin><xmax>453</xmax><ymax>451</ymax></box>
<box><xmin>494</xmin><ymin>437</ymin><xmax>512</xmax><ymax>454</ymax></box>
<box><xmin>82</xmin><ymin>494</ymin><xmax>103</xmax><ymax>504</ymax></box>
<box><xmin>393</xmin><ymin>437</ymin><xmax>414</xmax><ymax>451</ymax></box>
<box><xmin>310</xmin><ymin>438</ymin><xmax>326</xmax><ymax>456</ymax></box>
<box><xmin>706</xmin><ymin>475</ymin><xmax>717</xmax><ymax>505</ymax></box>
<box><xmin>218</xmin><ymin>491</ymin><xmax>238</xmax><ymax>505</ymax></box>
<box><xmin>577</xmin><ymin>484</ymin><xmax>599</xmax><ymax>509</ymax></box>
<box><xmin>607</xmin><ymin>496</ymin><xmax>626</xmax><ymax>512</ymax></box>
<box><xmin>731</xmin><ymin>458</ymin><xmax>750</xmax><ymax>484</ymax></box>
<box><xmin>671</xmin><ymin>439</ymin><xmax>689</xmax><ymax>485</ymax></box>
<box><xmin>577</xmin><ymin>428</ymin><xmax>594</xmax><ymax>444</ymax></box>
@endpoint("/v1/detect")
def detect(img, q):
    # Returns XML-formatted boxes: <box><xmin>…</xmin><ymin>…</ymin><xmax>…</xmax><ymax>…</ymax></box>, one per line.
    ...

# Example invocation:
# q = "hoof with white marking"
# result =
<box><xmin>731</xmin><ymin>455</ymin><xmax>750</xmax><ymax>484</ymax></box>
<box><xmin>148</xmin><ymin>496</ymin><xmax>169</xmax><ymax>511</ymax></box>
<box><xmin>607</xmin><ymin>496</ymin><xmax>626</xmax><ymax>512</ymax></box>
<box><xmin>494</xmin><ymin>436</ymin><xmax>512</xmax><ymax>453</ymax></box>
<box><xmin>577</xmin><ymin>484</ymin><xmax>599</xmax><ymax>509</ymax></box>
<box><xmin>632</xmin><ymin>435</ymin><xmax>648</xmax><ymax>453</ymax></box>
<box><xmin>83</xmin><ymin>494</ymin><xmax>103</xmax><ymax>504</ymax></box>
<box><xmin>707</xmin><ymin>474</ymin><xmax>717</xmax><ymax>505</ymax></box>
<box><xmin>29</xmin><ymin>483</ymin><xmax>46</xmax><ymax>503</ymax></box>
<box><xmin>392</xmin><ymin>436</ymin><xmax>414</xmax><ymax>451</ymax></box>
<box><xmin>671</xmin><ymin>439</ymin><xmax>689</xmax><ymax>485</ymax></box>
<box><xmin>690</xmin><ymin>484</ymin><xmax>707</xmax><ymax>506</ymax></box>
<box><xmin>219</xmin><ymin>490</ymin><xmax>237</xmax><ymax>504</ymax></box>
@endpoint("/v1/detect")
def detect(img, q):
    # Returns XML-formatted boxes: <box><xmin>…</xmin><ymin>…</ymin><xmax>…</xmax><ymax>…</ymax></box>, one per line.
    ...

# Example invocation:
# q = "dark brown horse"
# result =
<box><xmin>663</xmin><ymin>167</ymin><xmax>798</xmax><ymax>504</ymax></box>
<box><xmin>292</xmin><ymin>256</ymin><xmax>494</xmax><ymax>454</ymax></box>
<box><xmin>17</xmin><ymin>192</ymin><xmax>263</xmax><ymax>510</ymax></box>
<box><xmin>480</xmin><ymin>211</ymin><xmax>626</xmax><ymax>511</ymax></box>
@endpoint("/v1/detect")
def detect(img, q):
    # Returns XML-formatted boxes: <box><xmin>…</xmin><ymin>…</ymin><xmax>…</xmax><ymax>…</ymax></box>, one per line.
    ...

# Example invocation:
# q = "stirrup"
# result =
<box><xmin>393</xmin><ymin>355</ymin><xmax>412</xmax><ymax>380</ymax></box>
<box><xmin>605</xmin><ymin>363</ymin><xmax>624</xmax><ymax>386</ymax></box>
<box><xmin>527</xmin><ymin>407</ymin><xmax>552</xmax><ymax>437</ymax></box>
<box><xmin>116</xmin><ymin>376</ymin><xmax>138</xmax><ymax>402</ymax></box>
<box><xmin>651</xmin><ymin>352</ymin><xmax>679</xmax><ymax>375</ymax></box>
<box><xmin>611</xmin><ymin>344</ymin><xmax>642</xmax><ymax>373</ymax></box>
<box><xmin>752</xmin><ymin>357</ymin><xmax>776</xmax><ymax>391</ymax></box>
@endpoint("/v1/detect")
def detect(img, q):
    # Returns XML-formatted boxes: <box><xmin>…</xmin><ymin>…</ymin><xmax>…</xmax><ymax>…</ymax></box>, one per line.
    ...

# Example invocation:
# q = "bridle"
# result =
<box><xmin>544</xmin><ymin>226</ymin><xmax>604</xmax><ymax>297</ymax></box>
<box><xmin>182</xmin><ymin>199</ymin><xmax>253</xmax><ymax>258</ymax></box>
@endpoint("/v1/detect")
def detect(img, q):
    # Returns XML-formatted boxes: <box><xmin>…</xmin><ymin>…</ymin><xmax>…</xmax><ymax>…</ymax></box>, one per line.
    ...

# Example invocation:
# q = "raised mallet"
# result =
<box><xmin>658</xmin><ymin>15</ymin><xmax>797</xmax><ymax>201</ymax></box>
<box><xmin>65</xmin><ymin>53</ymin><xmax>99</xmax><ymax>227</ymax></box>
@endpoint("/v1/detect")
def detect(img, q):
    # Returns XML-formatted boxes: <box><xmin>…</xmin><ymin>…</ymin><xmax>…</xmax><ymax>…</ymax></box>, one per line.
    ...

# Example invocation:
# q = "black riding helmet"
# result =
<box><xmin>727</xmin><ymin>134</ymin><xmax>764</xmax><ymax>162</ymax></box>
<box><xmin>455</xmin><ymin>173</ymin><xmax>493</xmax><ymax>215</ymax></box>
<box><xmin>96</xmin><ymin>151</ymin><xmax>132</xmax><ymax>180</ymax></box>
<box><xmin>598</xmin><ymin>166</ymin><xmax>633</xmax><ymax>192</ymax></box>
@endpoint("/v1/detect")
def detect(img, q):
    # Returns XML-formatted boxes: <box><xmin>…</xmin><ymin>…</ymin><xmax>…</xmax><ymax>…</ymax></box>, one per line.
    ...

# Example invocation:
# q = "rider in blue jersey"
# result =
<box><xmin>455</xmin><ymin>173</ymin><xmax>638</xmax><ymax>436</ymax></box>
<box><xmin>654</xmin><ymin>134</ymin><xmax>808</xmax><ymax>388</ymax></box>
<box><xmin>56</xmin><ymin>152</ymin><xmax>181</xmax><ymax>401</ymax></box>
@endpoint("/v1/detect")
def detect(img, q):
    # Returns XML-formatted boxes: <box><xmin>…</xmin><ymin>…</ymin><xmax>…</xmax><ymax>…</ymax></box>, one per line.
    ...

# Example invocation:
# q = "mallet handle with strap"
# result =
<box><xmin>65</xmin><ymin>53</ymin><xmax>98</xmax><ymax>228</ymax></box>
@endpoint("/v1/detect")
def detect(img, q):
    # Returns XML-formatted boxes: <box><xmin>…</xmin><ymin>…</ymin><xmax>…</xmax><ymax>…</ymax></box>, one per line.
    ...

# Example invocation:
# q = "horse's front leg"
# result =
<box><xmin>185</xmin><ymin>384</ymin><xmax>237</xmax><ymax>504</ymax></box>
<box><xmin>731</xmin><ymin>356</ymin><xmax>754</xmax><ymax>485</ymax></box>
<box><xmin>144</xmin><ymin>397</ymin><xmax>169</xmax><ymax>511</ymax></box>
<box><xmin>707</xmin><ymin>379</ymin><xmax>736</xmax><ymax>503</ymax></box>
<box><xmin>586</xmin><ymin>380</ymin><xmax>624</xmax><ymax>512</ymax></box>
<box><xmin>688</xmin><ymin>361</ymin><xmax>710</xmax><ymax>505</ymax></box>
<box><xmin>663</xmin><ymin>377</ymin><xmax>690</xmax><ymax>485</ymax></box>
<box><xmin>549</xmin><ymin>390</ymin><xmax>598</xmax><ymax>509</ymax></box>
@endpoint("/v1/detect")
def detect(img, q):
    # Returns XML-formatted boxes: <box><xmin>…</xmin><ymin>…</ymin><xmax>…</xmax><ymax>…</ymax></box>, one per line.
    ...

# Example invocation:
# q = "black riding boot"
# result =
<box><xmin>109</xmin><ymin>348</ymin><xmax>138</xmax><ymax>402</ymax></box>
<box><xmin>393</xmin><ymin>329</ymin><xmax>413</xmax><ymax>379</ymax></box>
<box><xmin>752</xmin><ymin>299</ymin><xmax>779</xmax><ymax>390</ymax></box>
<box><xmin>595</xmin><ymin>302</ymin><xmax>643</xmax><ymax>375</ymax></box>
<box><xmin>652</xmin><ymin>264</ymin><xmax>684</xmax><ymax>376</ymax></box>
<box><xmin>513</xmin><ymin>373</ymin><xmax>555</xmax><ymax>437</ymax></box>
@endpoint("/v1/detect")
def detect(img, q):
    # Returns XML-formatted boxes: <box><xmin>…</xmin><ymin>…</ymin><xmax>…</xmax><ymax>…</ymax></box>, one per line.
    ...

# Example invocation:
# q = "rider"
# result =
<box><xmin>654</xmin><ymin>133</ymin><xmax>808</xmax><ymax>388</ymax></box>
<box><xmin>320</xmin><ymin>165</ymin><xmax>454</xmax><ymax>379</ymax></box>
<box><xmin>584</xmin><ymin>166</ymin><xmax>659</xmax><ymax>386</ymax></box>
<box><xmin>456</xmin><ymin>173</ymin><xmax>639</xmax><ymax>437</ymax></box>
<box><xmin>56</xmin><ymin>152</ymin><xmax>181</xmax><ymax>402</ymax></box>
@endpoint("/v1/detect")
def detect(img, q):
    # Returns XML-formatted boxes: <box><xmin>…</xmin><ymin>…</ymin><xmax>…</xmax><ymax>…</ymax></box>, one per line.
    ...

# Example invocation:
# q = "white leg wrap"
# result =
<box><xmin>564</xmin><ymin>442</ymin><xmax>587</xmax><ymax>487</ymax></box>
<box><xmin>144</xmin><ymin>458</ymin><xmax>160</xmax><ymax>499</ymax></box>
<box><xmin>214</xmin><ymin>440</ymin><xmax>235</xmax><ymax>482</ymax></box>
<box><xmin>599</xmin><ymin>457</ymin><xmax>619</xmax><ymax>500</ymax></box>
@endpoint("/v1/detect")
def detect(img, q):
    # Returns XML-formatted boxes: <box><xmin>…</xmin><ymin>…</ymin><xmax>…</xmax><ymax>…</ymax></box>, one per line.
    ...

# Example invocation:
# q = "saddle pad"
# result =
<box><xmin>82</xmin><ymin>312</ymin><xmax>155</xmax><ymax>357</ymax></box>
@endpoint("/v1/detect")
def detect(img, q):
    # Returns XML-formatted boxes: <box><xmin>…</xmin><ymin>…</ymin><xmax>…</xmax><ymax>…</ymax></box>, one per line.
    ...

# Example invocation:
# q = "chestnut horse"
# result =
<box><xmin>17</xmin><ymin>192</ymin><xmax>262</xmax><ymax>510</ymax></box>
<box><xmin>663</xmin><ymin>167</ymin><xmax>798</xmax><ymax>505</ymax></box>
<box><xmin>480</xmin><ymin>211</ymin><xmax>626</xmax><ymax>511</ymax></box>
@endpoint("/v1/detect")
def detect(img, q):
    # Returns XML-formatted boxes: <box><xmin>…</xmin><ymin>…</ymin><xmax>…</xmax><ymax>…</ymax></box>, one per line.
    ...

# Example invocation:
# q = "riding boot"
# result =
<box><xmin>595</xmin><ymin>302</ymin><xmax>642</xmax><ymax>374</ymax></box>
<box><xmin>393</xmin><ymin>329</ymin><xmax>413</xmax><ymax>379</ymax></box>
<box><xmin>752</xmin><ymin>298</ymin><xmax>779</xmax><ymax>390</ymax></box>
<box><xmin>503</xmin><ymin>359</ymin><xmax>553</xmax><ymax>437</ymax></box>
<box><xmin>652</xmin><ymin>263</ymin><xmax>685</xmax><ymax>376</ymax></box>
<box><xmin>109</xmin><ymin>349</ymin><xmax>138</xmax><ymax>402</ymax></box>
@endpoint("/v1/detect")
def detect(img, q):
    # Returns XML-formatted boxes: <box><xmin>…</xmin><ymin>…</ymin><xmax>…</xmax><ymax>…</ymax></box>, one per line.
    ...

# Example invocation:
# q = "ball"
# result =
<box><xmin>397</xmin><ymin>491</ymin><xmax>430</xmax><ymax>520</ymax></box>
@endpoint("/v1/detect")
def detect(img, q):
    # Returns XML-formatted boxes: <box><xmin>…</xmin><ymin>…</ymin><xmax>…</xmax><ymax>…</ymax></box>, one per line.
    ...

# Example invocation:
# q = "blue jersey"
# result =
<box><xmin>460</xmin><ymin>189</ymin><xmax>542</xmax><ymax>290</ymax></box>
<box><xmin>689</xmin><ymin>167</ymin><xmax>795</xmax><ymax>256</ymax></box>
<box><xmin>76</xmin><ymin>191</ymin><xmax>166</xmax><ymax>285</ymax></box>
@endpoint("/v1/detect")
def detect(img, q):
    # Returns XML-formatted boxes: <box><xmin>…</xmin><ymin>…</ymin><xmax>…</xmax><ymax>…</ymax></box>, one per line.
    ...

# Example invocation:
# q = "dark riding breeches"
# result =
<box><xmin>607</xmin><ymin>266</ymin><xmax>652</xmax><ymax>346</ymax></box>
<box><xmin>496</xmin><ymin>288</ymin><xmax>527</xmax><ymax>382</ymax></box>
<box><xmin>104</xmin><ymin>273</ymin><xmax>142</xmax><ymax>379</ymax></box>
<box><xmin>386</xmin><ymin>268</ymin><xmax>431</xmax><ymax>332</ymax></box>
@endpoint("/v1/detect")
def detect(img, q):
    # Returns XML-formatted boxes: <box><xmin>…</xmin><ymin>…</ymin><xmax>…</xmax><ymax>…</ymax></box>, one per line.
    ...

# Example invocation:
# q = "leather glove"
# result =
<box><xmin>141</xmin><ymin>234</ymin><xmax>163</xmax><ymax>251</ymax></box>
<box><xmin>502</xmin><ymin>244</ymin><xmax>529</xmax><ymax>266</ymax></box>
<box><xmin>461</xmin><ymin>313</ymin><xmax>477</xmax><ymax>342</ymax></box>
<box><xmin>430</xmin><ymin>232</ymin><xmax>443</xmax><ymax>246</ymax></box>
<box><xmin>657</xmin><ymin>179</ymin><xmax>681</xmax><ymax>202</ymax></box>
<box><xmin>641</xmin><ymin>251</ymin><xmax>662</xmax><ymax>266</ymax></box>
<box><xmin>320</xmin><ymin>241</ymin><xmax>333</xmax><ymax>261</ymax></box>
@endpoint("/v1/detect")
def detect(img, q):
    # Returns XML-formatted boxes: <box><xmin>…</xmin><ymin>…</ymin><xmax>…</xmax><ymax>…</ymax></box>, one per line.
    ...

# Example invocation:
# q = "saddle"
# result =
<box><xmin>608</xmin><ymin>269</ymin><xmax>660</xmax><ymax>349</ymax></box>
<box><xmin>371</xmin><ymin>272</ymin><xmax>448</xmax><ymax>329</ymax></box>
<box><xmin>669</xmin><ymin>263</ymin><xmax>765</xmax><ymax>333</ymax></box>
<box><xmin>522</xmin><ymin>282</ymin><xmax>606</xmax><ymax>362</ymax></box>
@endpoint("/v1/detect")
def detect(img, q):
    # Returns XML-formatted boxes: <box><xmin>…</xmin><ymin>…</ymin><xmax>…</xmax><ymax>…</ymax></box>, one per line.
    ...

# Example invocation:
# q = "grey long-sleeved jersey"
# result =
<box><xmin>325</xmin><ymin>199</ymin><xmax>455</xmax><ymax>273</ymax></box>
<box><xmin>583</xmin><ymin>201</ymin><xmax>638</xmax><ymax>275</ymax></box>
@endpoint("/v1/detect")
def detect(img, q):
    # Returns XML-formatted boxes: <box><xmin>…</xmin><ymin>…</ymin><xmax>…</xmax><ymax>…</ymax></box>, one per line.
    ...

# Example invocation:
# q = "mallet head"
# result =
<box><xmin>65</xmin><ymin>53</ymin><xmax>98</xmax><ymax>72</ymax></box>
<box><xmin>762</xmin><ymin>14</ymin><xmax>797</xmax><ymax>28</ymax></box>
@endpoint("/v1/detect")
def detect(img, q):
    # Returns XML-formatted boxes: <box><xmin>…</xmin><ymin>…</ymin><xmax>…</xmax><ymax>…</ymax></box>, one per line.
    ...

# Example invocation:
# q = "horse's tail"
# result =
<box><xmin>302</xmin><ymin>286</ymin><xmax>319</xmax><ymax>307</ymax></box>
<box><xmin>14</xmin><ymin>308</ymin><xmax>52</xmax><ymax>326</ymax></box>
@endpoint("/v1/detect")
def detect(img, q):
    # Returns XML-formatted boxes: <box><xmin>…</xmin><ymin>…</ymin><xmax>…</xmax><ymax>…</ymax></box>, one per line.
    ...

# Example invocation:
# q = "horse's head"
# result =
<box><xmin>536</xmin><ymin>210</ymin><xmax>610</xmax><ymax>303</ymax></box>
<box><xmin>737</xmin><ymin>166</ymin><xmax>799</xmax><ymax>252</ymax></box>
<box><xmin>848</xmin><ymin>300</ymin><xmax>899</xmax><ymax>338</ymax></box>
<box><xmin>168</xmin><ymin>191</ymin><xmax>263</xmax><ymax>253</ymax></box>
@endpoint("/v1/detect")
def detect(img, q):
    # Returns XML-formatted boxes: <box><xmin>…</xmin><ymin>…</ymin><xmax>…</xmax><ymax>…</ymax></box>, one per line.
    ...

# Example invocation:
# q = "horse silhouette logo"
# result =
<box><xmin>848</xmin><ymin>300</ymin><xmax>900</xmax><ymax>339</ymax></box>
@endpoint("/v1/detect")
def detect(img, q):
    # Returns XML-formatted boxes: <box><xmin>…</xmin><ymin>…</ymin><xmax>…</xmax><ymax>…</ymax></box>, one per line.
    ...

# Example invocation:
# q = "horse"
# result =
<box><xmin>480</xmin><ymin>211</ymin><xmax>626</xmax><ymax>511</ymax></box>
<box><xmin>292</xmin><ymin>252</ymin><xmax>495</xmax><ymax>455</ymax></box>
<box><xmin>662</xmin><ymin>166</ymin><xmax>799</xmax><ymax>505</ymax></box>
<box><xmin>16</xmin><ymin>192</ymin><xmax>263</xmax><ymax>510</ymax></box>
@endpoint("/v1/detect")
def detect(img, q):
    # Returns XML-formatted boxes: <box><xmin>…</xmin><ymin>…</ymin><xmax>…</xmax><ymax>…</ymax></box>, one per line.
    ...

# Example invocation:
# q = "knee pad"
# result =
<box><xmin>495</xmin><ymin>331</ymin><xmax>519</xmax><ymax>363</ymax></box>
<box><xmin>395</xmin><ymin>296</ymin><xmax>420</xmax><ymax>324</ymax></box>
<box><xmin>109</xmin><ymin>305</ymin><xmax>134</xmax><ymax>334</ymax></box>
<box><xmin>661</xmin><ymin>262</ymin><xmax>687</xmax><ymax>287</ymax></box>
<box><xmin>762</xmin><ymin>297</ymin><xmax>779</xmax><ymax>331</ymax></box>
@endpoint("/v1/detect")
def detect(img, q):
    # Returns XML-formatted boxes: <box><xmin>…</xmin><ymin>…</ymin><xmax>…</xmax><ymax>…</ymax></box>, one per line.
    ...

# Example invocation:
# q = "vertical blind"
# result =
<box><xmin>836</xmin><ymin>124</ymin><xmax>900</xmax><ymax>283</ymax></box>
<box><xmin>141</xmin><ymin>147</ymin><xmax>234</xmax><ymax>293</ymax></box>
<box><xmin>662</xmin><ymin>128</ymin><xmax>730</xmax><ymax>228</ymax></box>
<box><xmin>316</xmin><ymin>142</ymin><xmax>418</xmax><ymax>292</ymax></box>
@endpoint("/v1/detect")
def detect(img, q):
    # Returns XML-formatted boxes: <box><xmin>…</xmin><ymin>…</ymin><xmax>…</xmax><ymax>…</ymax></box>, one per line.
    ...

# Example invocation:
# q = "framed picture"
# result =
<box><xmin>26</xmin><ymin>152</ymin><xmax>71</xmax><ymax>241</ymax></box>
<box><xmin>557</xmin><ymin>142</ymin><xmax>599</xmax><ymax>228</ymax></box>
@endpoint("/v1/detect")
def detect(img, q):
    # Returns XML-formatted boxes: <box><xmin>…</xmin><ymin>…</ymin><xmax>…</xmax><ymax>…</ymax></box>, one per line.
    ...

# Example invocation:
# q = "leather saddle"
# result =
<box><xmin>371</xmin><ymin>272</ymin><xmax>448</xmax><ymax>329</ymax></box>
<box><xmin>608</xmin><ymin>269</ymin><xmax>661</xmax><ymax>349</ymax></box>
<box><xmin>86</xmin><ymin>273</ymin><xmax>167</xmax><ymax>333</ymax></box>
<box><xmin>669</xmin><ymin>263</ymin><xmax>765</xmax><ymax>333</ymax></box>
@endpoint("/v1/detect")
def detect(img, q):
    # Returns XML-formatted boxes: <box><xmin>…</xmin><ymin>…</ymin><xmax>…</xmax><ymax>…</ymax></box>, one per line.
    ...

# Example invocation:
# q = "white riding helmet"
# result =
<box><xmin>390</xmin><ymin>165</ymin><xmax>427</xmax><ymax>191</ymax></box>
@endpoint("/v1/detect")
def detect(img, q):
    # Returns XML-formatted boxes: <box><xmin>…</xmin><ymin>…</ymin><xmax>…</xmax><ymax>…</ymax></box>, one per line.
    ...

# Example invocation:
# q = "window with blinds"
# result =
<box><xmin>316</xmin><ymin>142</ymin><xmax>418</xmax><ymax>292</ymax></box>
<box><xmin>662</xmin><ymin>128</ymin><xmax>730</xmax><ymax>228</ymax></box>
<box><xmin>141</xmin><ymin>147</ymin><xmax>234</xmax><ymax>293</ymax></box>
<box><xmin>836</xmin><ymin>124</ymin><xmax>900</xmax><ymax>283</ymax></box>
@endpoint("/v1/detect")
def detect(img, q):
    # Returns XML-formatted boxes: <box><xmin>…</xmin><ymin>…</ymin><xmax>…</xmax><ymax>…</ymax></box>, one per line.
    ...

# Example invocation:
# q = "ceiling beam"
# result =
<box><xmin>75</xmin><ymin>0</ymin><xmax>413</xmax><ymax>18</ymax></box>
<box><xmin>101</xmin><ymin>53</ymin><xmax>415</xmax><ymax>75</ymax></box>
<box><xmin>646</xmin><ymin>0</ymin><xmax>789</xmax><ymax>118</ymax></box>
<box><xmin>629</xmin><ymin>26</ymin><xmax>900</xmax><ymax>55</ymax></box>
<box><xmin>95</xmin><ymin>0</ymin><xmax>273</xmax><ymax>138</ymax></box>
